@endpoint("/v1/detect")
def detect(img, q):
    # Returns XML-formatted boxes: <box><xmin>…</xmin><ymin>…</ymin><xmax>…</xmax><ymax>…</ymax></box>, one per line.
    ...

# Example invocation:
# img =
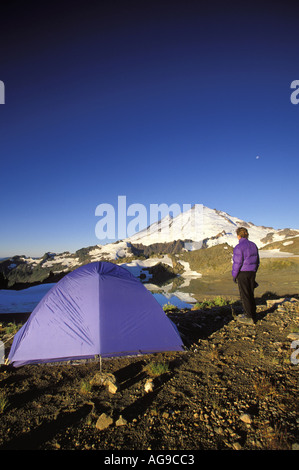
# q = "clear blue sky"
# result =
<box><xmin>0</xmin><ymin>0</ymin><xmax>298</xmax><ymax>257</ymax></box>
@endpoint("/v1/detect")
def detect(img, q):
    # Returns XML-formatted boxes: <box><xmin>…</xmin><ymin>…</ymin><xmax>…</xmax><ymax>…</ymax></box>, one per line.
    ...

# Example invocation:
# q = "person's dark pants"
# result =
<box><xmin>237</xmin><ymin>271</ymin><xmax>257</xmax><ymax>321</ymax></box>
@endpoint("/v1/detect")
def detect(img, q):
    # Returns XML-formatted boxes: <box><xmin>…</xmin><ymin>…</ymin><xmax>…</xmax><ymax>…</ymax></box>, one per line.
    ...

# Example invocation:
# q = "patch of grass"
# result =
<box><xmin>163</xmin><ymin>303</ymin><xmax>177</xmax><ymax>312</ymax></box>
<box><xmin>0</xmin><ymin>390</ymin><xmax>9</xmax><ymax>414</ymax></box>
<box><xmin>290</xmin><ymin>326</ymin><xmax>299</xmax><ymax>333</ymax></box>
<box><xmin>193</xmin><ymin>296</ymin><xmax>232</xmax><ymax>310</ymax></box>
<box><xmin>3</xmin><ymin>322</ymin><xmax>21</xmax><ymax>336</ymax></box>
<box><xmin>143</xmin><ymin>361</ymin><xmax>170</xmax><ymax>377</ymax></box>
<box><xmin>253</xmin><ymin>374</ymin><xmax>278</xmax><ymax>400</ymax></box>
<box><xmin>205</xmin><ymin>346</ymin><xmax>220</xmax><ymax>362</ymax></box>
<box><xmin>258</xmin><ymin>423</ymin><xmax>291</xmax><ymax>450</ymax></box>
<box><xmin>79</xmin><ymin>379</ymin><xmax>92</xmax><ymax>395</ymax></box>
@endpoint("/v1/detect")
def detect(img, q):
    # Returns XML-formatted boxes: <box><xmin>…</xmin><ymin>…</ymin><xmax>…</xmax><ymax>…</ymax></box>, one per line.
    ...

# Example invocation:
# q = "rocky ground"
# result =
<box><xmin>0</xmin><ymin>295</ymin><xmax>298</xmax><ymax>451</ymax></box>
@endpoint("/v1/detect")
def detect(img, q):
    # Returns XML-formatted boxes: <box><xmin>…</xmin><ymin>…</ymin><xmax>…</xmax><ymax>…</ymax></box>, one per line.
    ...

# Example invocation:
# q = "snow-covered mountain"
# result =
<box><xmin>127</xmin><ymin>204</ymin><xmax>299</xmax><ymax>249</ymax></box>
<box><xmin>1</xmin><ymin>205</ymin><xmax>298</xmax><ymax>288</ymax></box>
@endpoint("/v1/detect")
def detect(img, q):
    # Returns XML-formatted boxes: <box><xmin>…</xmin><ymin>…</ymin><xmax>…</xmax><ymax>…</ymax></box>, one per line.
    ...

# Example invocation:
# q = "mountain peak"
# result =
<box><xmin>126</xmin><ymin>204</ymin><xmax>295</xmax><ymax>248</ymax></box>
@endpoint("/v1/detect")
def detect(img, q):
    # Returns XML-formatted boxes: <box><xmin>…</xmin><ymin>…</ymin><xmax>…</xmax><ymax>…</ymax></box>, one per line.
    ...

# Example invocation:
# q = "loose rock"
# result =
<box><xmin>144</xmin><ymin>378</ymin><xmax>154</xmax><ymax>393</ymax></box>
<box><xmin>240</xmin><ymin>413</ymin><xmax>252</xmax><ymax>424</ymax></box>
<box><xmin>287</xmin><ymin>333</ymin><xmax>299</xmax><ymax>341</ymax></box>
<box><xmin>96</xmin><ymin>413</ymin><xmax>113</xmax><ymax>431</ymax></box>
<box><xmin>116</xmin><ymin>415</ymin><xmax>127</xmax><ymax>427</ymax></box>
<box><xmin>90</xmin><ymin>372</ymin><xmax>118</xmax><ymax>393</ymax></box>
<box><xmin>232</xmin><ymin>442</ymin><xmax>242</xmax><ymax>450</ymax></box>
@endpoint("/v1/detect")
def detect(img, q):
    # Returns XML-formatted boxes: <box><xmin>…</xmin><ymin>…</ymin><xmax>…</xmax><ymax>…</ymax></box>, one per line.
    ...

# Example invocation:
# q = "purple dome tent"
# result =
<box><xmin>8</xmin><ymin>261</ymin><xmax>183</xmax><ymax>367</ymax></box>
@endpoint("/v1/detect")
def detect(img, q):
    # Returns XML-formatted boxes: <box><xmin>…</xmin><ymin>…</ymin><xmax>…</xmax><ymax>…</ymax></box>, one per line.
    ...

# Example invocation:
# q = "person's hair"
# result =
<box><xmin>236</xmin><ymin>227</ymin><xmax>249</xmax><ymax>238</ymax></box>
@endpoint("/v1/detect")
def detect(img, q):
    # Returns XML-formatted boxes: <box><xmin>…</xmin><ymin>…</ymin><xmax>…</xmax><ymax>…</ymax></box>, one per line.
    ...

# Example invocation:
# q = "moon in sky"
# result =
<box><xmin>256</xmin><ymin>156</ymin><xmax>260</xmax><ymax>159</ymax></box>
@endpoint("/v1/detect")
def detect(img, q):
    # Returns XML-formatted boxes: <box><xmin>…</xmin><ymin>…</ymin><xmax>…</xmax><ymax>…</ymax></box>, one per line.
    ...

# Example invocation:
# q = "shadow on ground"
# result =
<box><xmin>166</xmin><ymin>292</ymin><xmax>298</xmax><ymax>347</ymax></box>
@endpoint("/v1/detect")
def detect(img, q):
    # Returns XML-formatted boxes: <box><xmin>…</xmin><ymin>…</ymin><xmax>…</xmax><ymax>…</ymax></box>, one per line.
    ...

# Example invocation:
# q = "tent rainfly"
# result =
<box><xmin>8</xmin><ymin>261</ymin><xmax>183</xmax><ymax>367</ymax></box>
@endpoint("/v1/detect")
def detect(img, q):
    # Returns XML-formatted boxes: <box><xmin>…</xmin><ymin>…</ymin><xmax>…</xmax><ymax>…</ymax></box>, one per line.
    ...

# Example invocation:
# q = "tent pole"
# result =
<box><xmin>100</xmin><ymin>355</ymin><xmax>102</xmax><ymax>373</ymax></box>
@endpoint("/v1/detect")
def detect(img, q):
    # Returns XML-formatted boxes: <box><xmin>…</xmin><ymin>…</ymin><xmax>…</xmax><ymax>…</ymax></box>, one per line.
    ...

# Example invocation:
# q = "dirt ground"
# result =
<box><xmin>0</xmin><ymin>294</ymin><xmax>298</xmax><ymax>452</ymax></box>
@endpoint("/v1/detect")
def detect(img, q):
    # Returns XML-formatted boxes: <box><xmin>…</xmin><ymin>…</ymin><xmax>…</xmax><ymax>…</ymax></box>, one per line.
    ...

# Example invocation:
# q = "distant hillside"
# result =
<box><xmin>260</xmin><ymin>237</ymin><xmax>299</xmax><ymax>255</ymax></box>
<box><xmin>128</xmin><ymin>240</ymin><xmax>187</xmax><ymax>257</ymax></box>
<box><xmin>179</xmin><ymin>244</ymin><xmax>233</xmax><ymax>275</ymax></box>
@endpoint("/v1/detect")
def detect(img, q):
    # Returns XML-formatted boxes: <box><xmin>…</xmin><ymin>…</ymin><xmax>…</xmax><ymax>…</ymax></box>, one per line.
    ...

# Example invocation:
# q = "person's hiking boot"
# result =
<box><xmin>236</xmin><ymin>314</ymin><xmax>255</xmax><ymax>325</ymax></box>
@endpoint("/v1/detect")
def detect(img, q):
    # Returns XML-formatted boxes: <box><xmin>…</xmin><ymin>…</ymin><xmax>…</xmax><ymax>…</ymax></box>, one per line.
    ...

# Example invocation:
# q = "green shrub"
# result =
<box><xmin>143</xmin><ymin>361</ymin><xmax>170</xmax><ymax>376</ymax></box>
<box><xmin>163</xmin><ymin>303</ymin><xmax>177</xmax><ymax>312</ymax></box>
<box><xmin>79</xmin><ymin>380</ymin><xmax>92</xmax><ymax>395</ymax></box>
<box><xmin>4</xmin><ymin>322</ymin><xmax>21</xmax><ymax>336</ymax></box>
<box><xmin>193</xmin><ymin>296</ymin><xmax>231</xmax><ymax>310</ymax></box>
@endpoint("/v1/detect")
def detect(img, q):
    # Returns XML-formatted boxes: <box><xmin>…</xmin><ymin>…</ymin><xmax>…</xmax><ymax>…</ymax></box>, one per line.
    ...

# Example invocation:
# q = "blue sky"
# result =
<box><xmin>0</xmin><ymin>0</ymin><xmax>299</xmax><ymax>257</ymax></box>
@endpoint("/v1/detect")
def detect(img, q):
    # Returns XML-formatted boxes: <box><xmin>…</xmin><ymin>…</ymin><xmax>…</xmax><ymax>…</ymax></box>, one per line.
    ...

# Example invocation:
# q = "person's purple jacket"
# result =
<box><xmin>232</xmin><ymin>237</ymin><xmax>259</xmax><ymax>280</ymax></box>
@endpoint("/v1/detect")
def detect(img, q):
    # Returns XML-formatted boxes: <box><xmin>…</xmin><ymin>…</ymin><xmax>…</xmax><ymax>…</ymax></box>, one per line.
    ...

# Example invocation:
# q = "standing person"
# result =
<box><xmin>232</xmin><ymin>227</ymin><xmax>260</xmax><ymax>324</ymax></box>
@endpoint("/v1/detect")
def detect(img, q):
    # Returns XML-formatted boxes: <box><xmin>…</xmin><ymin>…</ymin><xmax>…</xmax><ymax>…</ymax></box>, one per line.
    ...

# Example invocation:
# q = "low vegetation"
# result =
<box><xmin>143</xmin><ymin>361</ymin><xmax>170</xmax><ymax>377</ymax></box>
<box><xmin>0</xmin><ymin>391</ymin><xmax>8</xmax><ymax>414</ymax></box>
<box><xmin>192</xmin><ymin>296</ymin><xmax>233</xmax><ymax>310</ymax></box>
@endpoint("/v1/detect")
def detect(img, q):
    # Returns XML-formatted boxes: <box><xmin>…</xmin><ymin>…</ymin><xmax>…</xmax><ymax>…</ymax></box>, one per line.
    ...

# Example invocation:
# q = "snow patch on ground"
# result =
<box><xmin>153</xmin><ymin>293</ymin><xmax>194</xmax><ymax>309</ymax></box>
<box><xmin>42</xmin><ymin>256</ymin><xmax>80</xmax><ymax>269</ymax></box>
<box><xmin>282</xmin><ymin>240</ymin><xmax>294</xmax><ymax>246</ymax></box>
<box><xmin>0</xmin><ymin>284</ymin><xmax>56</xmax><ymax>313</ymax></box>
<box><xmin>259</xmin><ymin>249</ymin><xmax>299</xmax><ymax>258</ymax></box>
<box><xmin>178</xmin><ymin>260</ymin><xmax>201</xmax><ymax>278</ymax></box>
<box><xmin>121</xmin><ymin>255</ymin><xmax>173</xmax><ymax>281</ymax></box>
